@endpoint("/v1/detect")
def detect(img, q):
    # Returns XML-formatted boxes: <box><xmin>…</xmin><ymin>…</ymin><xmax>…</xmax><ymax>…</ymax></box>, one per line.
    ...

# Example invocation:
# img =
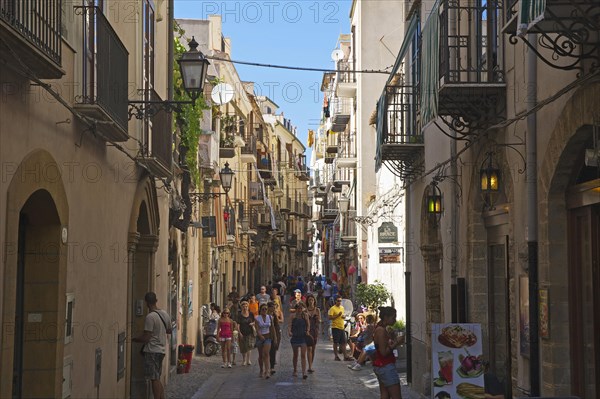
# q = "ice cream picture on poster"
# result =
<box><xmin>432</xmin><ymin>324</ymin><xmax>484</xmax><ymax>399</ymax></box>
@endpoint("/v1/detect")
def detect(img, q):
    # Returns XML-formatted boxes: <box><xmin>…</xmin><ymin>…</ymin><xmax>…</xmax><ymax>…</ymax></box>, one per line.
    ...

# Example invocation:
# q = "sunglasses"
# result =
<box><xmin>336</xmin><ymin>300</ymin><xmax>342</xmax><ymax>303</ymax></box>
<box><xmin>223</xmin><ymin>313</ymin><xmax>230</xmax><ymax>315</ymax></box>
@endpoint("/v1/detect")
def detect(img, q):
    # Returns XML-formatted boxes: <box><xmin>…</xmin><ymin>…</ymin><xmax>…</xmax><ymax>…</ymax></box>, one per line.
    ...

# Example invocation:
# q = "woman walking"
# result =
<box><xmin>255</xmin><ymin>304</ymin><xmax>276</xmax><ymax>378</ymax></box>
<box><xmin>288</xmin><ymin>302</ymin><xmax>310</xmax><ymax>379</ymax></box>
<box><xmin>305</xmin><ymin>294</ymin><xmax>321</xmax><ymax>373</ymax></box>
<box><xmin>217</xmin><ymin>308</ymin><xmax>234</xmax><ymax>368</ymax></box>
<box><xmin>237</xmin><ymin>301</ymin><xmax>256</xmax><ymax>366</ymax></box>
<box><xmin>267</xmin><ymin>302</ymin><xmax>281</xmax><ymax>375</ymax></box>
<box><xmin>372</xmin><ymin>306</ymin><xmax>402</xmax><ymax>399</ymax></box>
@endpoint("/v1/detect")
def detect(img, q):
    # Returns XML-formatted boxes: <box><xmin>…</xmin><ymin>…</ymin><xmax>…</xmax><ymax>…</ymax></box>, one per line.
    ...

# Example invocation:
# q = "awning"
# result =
<box><xmin>518</xmin><ymin>0</ymin><xmax>547</xmax><ymax>36</ymax></box>
<box><xmin>420</xmin><ymin>1</ymin><xmax>440</xmax><ymax>127</ymax></box>
<box><xmin>374</xmin><ymin>12</ymin><xmax>420</xmax><ymax>172</ymax></box>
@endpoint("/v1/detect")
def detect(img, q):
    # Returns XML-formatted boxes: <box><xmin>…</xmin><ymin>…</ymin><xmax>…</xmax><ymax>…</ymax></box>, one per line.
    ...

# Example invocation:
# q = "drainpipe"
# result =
<box><xmin>450</xmin><ymin>134</ymin><xmax>458</xmax><ymax>286</ymax></box>
<box><xmin>526</xmin><ymin>33</ymin><xmax>540</xmax><ymax>397</ymax></box>
<box><xmin>405</xmin><ymin>183</ymin><xmax>412</xmax><ymax>384</ymax></box>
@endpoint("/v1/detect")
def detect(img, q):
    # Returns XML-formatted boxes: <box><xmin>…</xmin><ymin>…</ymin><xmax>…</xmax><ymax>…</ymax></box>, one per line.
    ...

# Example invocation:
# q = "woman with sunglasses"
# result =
<box><xmin>217</xmin><ymin>308</ymin><xmax>234</xmax><ymax>368</ymax></box>
<box><xmin>255</xmin><ymin>304</ymin><xmax>276</xmax><ymax>378</ymax></box>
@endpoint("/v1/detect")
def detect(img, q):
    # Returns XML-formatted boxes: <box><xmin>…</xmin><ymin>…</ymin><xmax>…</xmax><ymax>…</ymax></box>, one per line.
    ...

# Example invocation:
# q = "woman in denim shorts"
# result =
<box><xmin>255</xmin><ymin>304</ymin><xmax>276</xmax><ymax>378</ymax></box>
<box><xmin>372</xmin><ymin>306</ymin><xmax>402</xmax><ymax>399</ymax></box>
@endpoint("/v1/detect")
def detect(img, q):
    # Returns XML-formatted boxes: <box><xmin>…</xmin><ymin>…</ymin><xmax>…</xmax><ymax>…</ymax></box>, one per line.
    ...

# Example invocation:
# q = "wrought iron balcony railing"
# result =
<box><xmin>0</xmin><ymin>0</ymin><xmax>63</xmax><ymax>78</ymax></box>
<box><xmin>137</xmin><ymin>89</ymin><xmax>172</xmax><ymax>178</ymax></box>
<box><xmin>249</xmin><ymin>181</ymin><xmax>264</xmax><ymax>204</ymax></box>
<box><xmin>75</xmin><ymin>6</ymin><xmax>129</xmax><ymax>141</ymax></box>
<box><xmin>330</xmin><ymin>97</ymin><xmax>352</xmax><ymax>132</ymax></box>
<box><xmin>436</xmin><ymin>0</ymin><xmax>506</xmax><ymax>133</ymax></box>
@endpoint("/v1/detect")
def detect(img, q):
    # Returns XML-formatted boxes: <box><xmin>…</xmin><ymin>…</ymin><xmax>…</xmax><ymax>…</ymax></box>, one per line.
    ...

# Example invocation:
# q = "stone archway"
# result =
<box><xmin>537</xmin><ymin>81</ymin><xmax>599</xmax><ymax>397</ymax></box>
<box><xmin>1</xmin><ymin>150</ymin><xmax>69</xmax><ymax>399</ymax></box>
<box><xmin>127</xmin><ymin>177</ymin><xmax>160</xmax><ymax>399</ymax></box>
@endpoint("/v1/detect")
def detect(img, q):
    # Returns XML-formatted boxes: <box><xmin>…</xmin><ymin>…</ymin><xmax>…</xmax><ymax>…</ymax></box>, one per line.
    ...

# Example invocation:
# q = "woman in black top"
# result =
<box><xmin>237</xmin><ymin>301</ymin><xmax>256</xmax><ymax>366</ymax></box>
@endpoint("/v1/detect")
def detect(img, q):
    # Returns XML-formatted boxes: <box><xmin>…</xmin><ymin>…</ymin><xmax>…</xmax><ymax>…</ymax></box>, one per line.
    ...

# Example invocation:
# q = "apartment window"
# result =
<box><xmin>82</xmin><ymin>0</ymin><xmax>104</xmax><ymax>101</ymax></box>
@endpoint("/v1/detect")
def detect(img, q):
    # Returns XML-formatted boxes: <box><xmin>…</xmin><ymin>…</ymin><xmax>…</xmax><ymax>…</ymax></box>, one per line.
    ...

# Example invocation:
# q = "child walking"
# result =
<box><xmin>232</xmin><ymin>328</ymin><xmax>240</xmax><ymax>365</ymax></box>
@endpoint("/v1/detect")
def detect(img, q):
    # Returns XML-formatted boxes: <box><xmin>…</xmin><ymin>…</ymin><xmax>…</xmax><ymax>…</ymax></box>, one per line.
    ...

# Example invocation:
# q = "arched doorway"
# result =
<box><xmin>1</xmin><ymin>150</ymin><xmax>68</xmax><ymax>399</ymax></box>
<box><xmin>127</xmin><ymin>180</ymin><xmax>160</xmax><ymax>398</ymax></box>
<box><xmin>12</xmin><ymin>190</ymin><xmax>64</xmax><ymax>398</ymax></box>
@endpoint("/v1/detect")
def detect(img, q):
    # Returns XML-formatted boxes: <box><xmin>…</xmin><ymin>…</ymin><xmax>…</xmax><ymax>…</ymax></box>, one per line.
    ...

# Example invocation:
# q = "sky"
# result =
<box><xmin>174</xmin><ymin>0</ymin><xmax>353</xmax><ymax>155</ymax></box>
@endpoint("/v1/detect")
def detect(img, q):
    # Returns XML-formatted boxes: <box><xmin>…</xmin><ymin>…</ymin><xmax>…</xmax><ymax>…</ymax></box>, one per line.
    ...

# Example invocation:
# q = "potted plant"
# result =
<box><xmin>386</xmin><ymin>319</ymin><xmax>406</xmax><ymax>350</ymax></box>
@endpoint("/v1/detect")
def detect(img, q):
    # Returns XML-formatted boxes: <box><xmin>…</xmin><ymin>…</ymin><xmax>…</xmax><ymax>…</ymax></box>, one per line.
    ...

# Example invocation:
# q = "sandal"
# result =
<box><xmin>303</xmin><ymin>374</ymin><xmax>308</xmax><ymax>380</ymax></box>
<box><xmin>344</xmin><ymin>357</ymin><xmax>354</xmax><ymax>361</ymax></box>
<box><xmin>334</xmin><ymin>357</ymin><xmax>341</xmax><ymax>361</ymax></box>
<box><xmin>307</xmin><ymin>369</ymin><xmax>314</xmax><ymax>373</ymax></box>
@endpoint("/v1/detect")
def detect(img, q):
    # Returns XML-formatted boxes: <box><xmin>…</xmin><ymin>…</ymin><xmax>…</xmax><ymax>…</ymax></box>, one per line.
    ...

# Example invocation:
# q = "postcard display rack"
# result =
<box><xmin>431</xmin><ymin>323</ymin><xmax>484</xmax><ymax>399</ymax></box>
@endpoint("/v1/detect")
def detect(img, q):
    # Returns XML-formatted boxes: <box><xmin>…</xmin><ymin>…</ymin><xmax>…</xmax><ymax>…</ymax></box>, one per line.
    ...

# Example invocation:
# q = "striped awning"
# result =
<box><xmin>213</xmin><ymin>191</ymin><xmax>227</xmax><ymax>247</ymax></box>
<box><xmin>517</xmin><ymin>0</ymin><xmax>547</xmax><ymax>36</ymax></box>
<box><xmin>420</xmin><ymin>0</ymin><xmax>440</xmax><ymax>127</ymax></box>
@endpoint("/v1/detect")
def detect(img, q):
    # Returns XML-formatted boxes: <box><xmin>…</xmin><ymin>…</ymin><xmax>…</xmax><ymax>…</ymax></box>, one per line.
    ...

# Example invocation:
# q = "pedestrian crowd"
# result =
<box><xmin>203</xmin><ymin>272</ymin><xmax>405</xmax><ymax>399</ymax></box>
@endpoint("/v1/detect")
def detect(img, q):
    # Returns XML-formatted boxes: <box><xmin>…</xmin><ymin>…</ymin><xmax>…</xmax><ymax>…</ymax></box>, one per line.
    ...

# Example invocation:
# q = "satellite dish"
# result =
<box><xmin>331</xmin><ymin>49</ymin><xmax>344</xmax><ymax>62</ymax></box>
<box><xmin>211</xmin><ymin>83</ymin><xmax>235</xmax><ymax>105</ymax></box>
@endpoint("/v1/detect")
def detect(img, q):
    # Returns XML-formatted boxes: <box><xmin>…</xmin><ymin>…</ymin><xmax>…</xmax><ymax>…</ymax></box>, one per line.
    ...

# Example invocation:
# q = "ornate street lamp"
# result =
<box><xmin>480</xmin><ymin>152</ymin><xmax>501</xmax><ymax>210</ymax></box>
<box><xmin>177</xmin><ymin>37</ymin><xmax>210</xmax><ymax>103</ymax></box>
<box><xmin>128</xmin><ymin>37</ymin><xmax>210</xmax><ymax>119</ymax></box>
<box><xmin>190</xmin><ymin>162</ymin><xmax>234</xmax><ymax>203</ymax></box>
<box><xmin>219</xmin><ymin>162</ymin><xmax>234</xmax><ymax>194</ymax></box>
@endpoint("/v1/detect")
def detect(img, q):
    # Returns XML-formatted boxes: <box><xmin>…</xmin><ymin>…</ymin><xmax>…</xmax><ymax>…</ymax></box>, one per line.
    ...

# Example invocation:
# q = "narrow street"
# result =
<box><xmin>167</xmin><ymin>310</ymin><xmax>417</xmax><ymax>399</ymax></box>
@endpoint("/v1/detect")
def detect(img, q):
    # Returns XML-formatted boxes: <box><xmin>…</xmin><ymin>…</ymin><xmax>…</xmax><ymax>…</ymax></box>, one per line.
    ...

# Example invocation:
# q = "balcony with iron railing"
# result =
<box><xmin>137</xmin><ymin>89</ymin><xmax>172</xmax><ymax>178</ymax></box>
<box><xmin>254</xmin><ymin>122</ymin><xmax>266</xmax><ymax>146</ymax></box>
<box><xmin>220</xmin><ymin>114</ymin><xmax>246</xmax><ymax>158</ymax></box>
<box><xmin>436</xmin><ymin>0</ymin><xmax>506</xmax><ymax>132</ymax></box>
<box><xmin>295</xmin><ymin>154</ymin><xmax>310</xmax><ymax>181</ymax></box>
<box><xmin>330</xmin><ymin>97</ymin><xmax>352</xmax><ymax>132</ymax></box>
<box><xmin>74</xmin><ymin>6</ymin><xmax>129</xmax><ymax>142</ymax></box>
<box><xmin>336</xmin><ymin>130</ymin><xmax>357</xmax><ymax>169</ymax></box>
<box><xmin>335</xmin><ymin>59</ymin><xmax>356</xmax><ymax>98</ymax></box>
<box><xmin>249</xmin><ymin>181</ymin><xmax>264</xmax><ymax>205</ymax></box>
<box><xmin>240</xmin><ymin>131</ymin><xmax>257</xmax><ymax>163</ymax></box>
<box><xmin>379</xmin><ymin>84</ymin><xmax>424</xmax><ymax>179</ymax></box>
<box><xmin>258</xmin><ymin>155</ymin><xmax>275</xmax><ymax>185</ymax></box>
<box><xmin>0</xmin><ymin>0</ymin><xmax>63</xmax><ymax>78</ymax></box>
<box><xmin>321</xmin><ymin>201</ymin><xmax>339</xmax><ymax>222</ymax></box>
<box><xmin>341</xmin><ymin>211</ymin><xmax>357</xmax><ymax>242</ymax></box>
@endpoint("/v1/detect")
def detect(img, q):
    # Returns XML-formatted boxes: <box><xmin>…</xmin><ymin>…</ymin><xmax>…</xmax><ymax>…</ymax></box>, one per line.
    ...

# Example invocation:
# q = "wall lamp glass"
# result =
<box><xmin>427</xmin><ymin>182</ymin><xmax>443</xmax><ymax>224</ymax></box>
<box><xmin>128</xmin><ymin>37</ymin><xmax>210</xmax><ymax>120</ymax></box>
<box><xmin>480</xmin><ymin>152</ymin><xmax>501</xmax><ymax>210</ymax></box>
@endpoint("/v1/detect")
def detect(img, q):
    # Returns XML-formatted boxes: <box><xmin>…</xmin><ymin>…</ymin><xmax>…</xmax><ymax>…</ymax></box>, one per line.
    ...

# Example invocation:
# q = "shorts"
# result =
<box><xmin>219</xmin><ymin>337</ymin><xmax>232</xmax><ymax>342</ymax></box>
<box><xmin>332</xmin><ymin>328</ymin><xmax>346</xmax><ymax>344</ymax></box>
<box><xmin>255</xmin><ymin>338</ymin><xmax>272</xmax><ymax>347</ymax></box>
<box><xmin>143</xmin><ymin>352</ymin><xmax>165</xmax><ymax>380</ymax></box>
<box><xmin>373</xmin><ymin>363</ymin><xmax>400</xmax><ymax>388</ymax></box>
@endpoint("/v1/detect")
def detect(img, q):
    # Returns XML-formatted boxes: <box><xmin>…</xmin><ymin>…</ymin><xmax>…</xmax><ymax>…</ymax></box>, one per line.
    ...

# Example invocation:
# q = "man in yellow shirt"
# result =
<box><xmin>328</xmin><ymin>296</ymin><xmax>352</xmax><ymax>361</ymax></box>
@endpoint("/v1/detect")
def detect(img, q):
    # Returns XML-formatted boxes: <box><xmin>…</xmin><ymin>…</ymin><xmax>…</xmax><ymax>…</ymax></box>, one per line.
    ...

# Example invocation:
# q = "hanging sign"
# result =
<box><xmin>431</xmin><ymin>323</ymin><xmax>484</xmax><ymax>399</ymax></box>
<box><xmin>378</xmin><ymin>222</ymin><xmax>398</xmax><ymax>243</ymax></box>
<box><xmin>379</xmin><ymin>247</ymin><xmax>402</xmax><ymax>263</ymax></box>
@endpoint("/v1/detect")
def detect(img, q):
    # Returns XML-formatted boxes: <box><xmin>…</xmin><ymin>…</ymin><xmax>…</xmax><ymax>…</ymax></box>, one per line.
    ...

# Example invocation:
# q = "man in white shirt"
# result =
<box><xmin>133</xmin><ymin>292</ymin><xmax>171</xmax><ymax>399</ymax></box>
<box><xmin>256</xmin><ymin>285</ymin><xmax>271</xmax><ymax>305</ymax></box>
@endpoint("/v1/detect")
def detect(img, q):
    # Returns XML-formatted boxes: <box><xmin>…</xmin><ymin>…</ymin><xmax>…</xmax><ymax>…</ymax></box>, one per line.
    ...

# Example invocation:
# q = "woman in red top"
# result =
<box><xmin>372</xmin><ymin>306</ymin><xmax>402</xmax><ymax>399</ymax></box>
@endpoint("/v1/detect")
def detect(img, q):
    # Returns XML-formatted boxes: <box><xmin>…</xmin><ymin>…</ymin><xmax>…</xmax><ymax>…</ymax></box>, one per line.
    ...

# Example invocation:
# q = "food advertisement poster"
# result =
<box><xmin>431</xmin><ymin>323</ymin><xmax>484</xmax><ymax>399</ymax></box>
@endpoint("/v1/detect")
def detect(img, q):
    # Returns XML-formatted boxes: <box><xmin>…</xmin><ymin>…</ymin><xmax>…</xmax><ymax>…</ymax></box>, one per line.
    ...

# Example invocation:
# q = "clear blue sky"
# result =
<box><xmin>174</xmin><ymin>0</ymin><xmax>352</xmax><ymax>153</ymax></box>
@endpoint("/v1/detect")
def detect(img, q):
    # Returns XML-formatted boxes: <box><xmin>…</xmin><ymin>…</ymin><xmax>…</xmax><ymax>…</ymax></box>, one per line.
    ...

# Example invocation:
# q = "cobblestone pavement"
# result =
<box><xmin>167</xmin><ymin>313</ymin><xmax>421</xmax><ymax>399</ymax></box>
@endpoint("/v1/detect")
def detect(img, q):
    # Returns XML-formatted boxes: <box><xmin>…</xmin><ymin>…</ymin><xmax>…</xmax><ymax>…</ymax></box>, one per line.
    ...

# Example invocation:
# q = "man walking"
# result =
<box><xmin>328</xmin><ymin>296</ymin><xmax>352</xmax><ymax>361</ymax></box>
<box><xmin>133</xmin><ymin>292</ymin><xmax>171</xmax><ymax>399</ymax></box>
<box><xmin>256</xmin><ymin>285</ymin><xmax>271</xmax><ymax>306</ymax></box>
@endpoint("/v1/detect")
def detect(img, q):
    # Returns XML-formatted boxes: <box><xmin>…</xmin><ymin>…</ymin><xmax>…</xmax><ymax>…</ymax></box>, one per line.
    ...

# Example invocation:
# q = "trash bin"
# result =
<box><xmin>178</xmin><ymin>344</ymin><xmax>195</xmax><ymax>373</ymax></box>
